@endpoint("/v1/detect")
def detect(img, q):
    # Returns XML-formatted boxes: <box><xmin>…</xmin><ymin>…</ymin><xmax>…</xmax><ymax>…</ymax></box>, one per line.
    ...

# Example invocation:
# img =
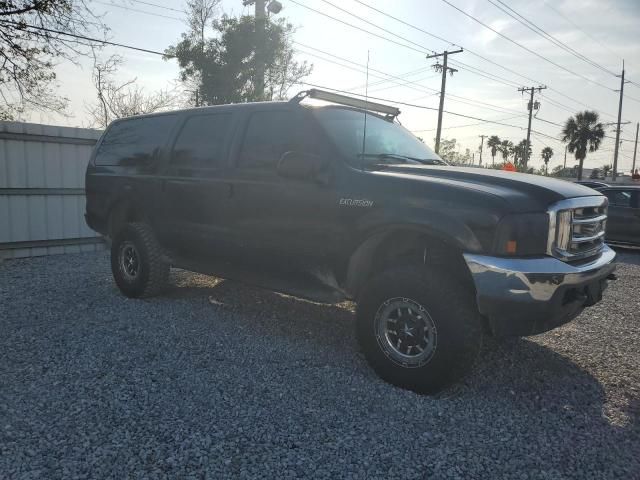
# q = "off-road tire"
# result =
<box><xmin>356</xmin><ymin>266</ymin><xmax>483</xmax><ymax>394</ymax></box>
<box><xmin>111</xmin><ymin>222</ymin><xmax>169</xmax><ymax>298</ymax></box>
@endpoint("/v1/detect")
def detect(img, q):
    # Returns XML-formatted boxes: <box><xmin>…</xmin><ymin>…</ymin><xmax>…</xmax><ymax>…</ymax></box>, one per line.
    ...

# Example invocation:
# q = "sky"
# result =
<box><xmin>30</xmin><ymin>0</ymin><xmax>640</xmax><ymax>172</ymax></box>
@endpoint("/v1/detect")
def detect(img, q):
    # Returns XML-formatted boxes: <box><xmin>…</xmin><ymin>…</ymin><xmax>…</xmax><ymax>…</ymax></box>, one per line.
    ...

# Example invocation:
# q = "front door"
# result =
<box><xmin>225</xmin><ymin>108</ymin><xmax>346</xmax><ymax>273</ymax></box>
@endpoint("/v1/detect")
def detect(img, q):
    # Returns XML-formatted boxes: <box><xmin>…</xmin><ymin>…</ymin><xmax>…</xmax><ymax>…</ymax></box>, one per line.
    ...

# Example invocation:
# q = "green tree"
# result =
<box><xmin>499</xmin><ymin>140</ymin><xmax>514</xmax><ymax>163</ymax></box>
<box><xmin>541</xmin><ymin>146</ymin><xmax>554</xmax><ymax>175</ymax></box>
<box><xmin>0</xmin><ymin>1</ymin><xmax>107</xmax><ymax>119</ymax></box>
<box><xmin>486</xmin><ymin>135</ymin><xmax>501</xmax><ymax>165</ymax></box>
<box><xmin>166</xmin><ymin>14</ymin><xmax>312</xmax><ymax>105</ymax></box>
<box><xmin>436</xmin><ymin>138</ymin><xmax>472</xmax><ymax>165</ymax></box>
<box><xmin>561</xmin><ymin>111</ymin><xmax>605</xmax><ymax>181</ymax></box>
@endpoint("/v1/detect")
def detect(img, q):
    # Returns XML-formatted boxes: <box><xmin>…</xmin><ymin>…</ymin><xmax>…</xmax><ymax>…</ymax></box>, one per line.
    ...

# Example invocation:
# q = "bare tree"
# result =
<box><xmin>86</xmin><ymin>54</ymin><xmax>178</xmax><ymax>128</ymax></box>
<box><xmin>0</xmin><ymin>1</ymin><xmax>108</xmax><ymax>119</ymax></box>
<box><xmin>186</xmin><ymin>0</ymin><xmax>221</xmax><ymax>44</ymax></box>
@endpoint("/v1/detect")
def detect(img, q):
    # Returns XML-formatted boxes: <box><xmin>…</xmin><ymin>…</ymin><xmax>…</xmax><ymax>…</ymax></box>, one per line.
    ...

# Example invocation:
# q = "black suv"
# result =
<box><xmin>85</xmin><ymin>89</ymin><xmax>616</xmax><ymax>393</ymax></box>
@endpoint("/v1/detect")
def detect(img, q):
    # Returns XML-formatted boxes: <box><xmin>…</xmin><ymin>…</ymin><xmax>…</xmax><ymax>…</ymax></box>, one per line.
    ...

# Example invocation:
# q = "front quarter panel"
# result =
<box><xmin>348</xmin><ymin>171</ymin><xmax>510</xmax><ymax>254</ymax></box>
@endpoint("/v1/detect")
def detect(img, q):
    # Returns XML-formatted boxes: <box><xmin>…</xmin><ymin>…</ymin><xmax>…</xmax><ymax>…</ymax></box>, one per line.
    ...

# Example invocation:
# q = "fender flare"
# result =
<box><xmin>344</xmin><ymin>223</ymin><xmax>481</xmax><ymax>298</ymax></box>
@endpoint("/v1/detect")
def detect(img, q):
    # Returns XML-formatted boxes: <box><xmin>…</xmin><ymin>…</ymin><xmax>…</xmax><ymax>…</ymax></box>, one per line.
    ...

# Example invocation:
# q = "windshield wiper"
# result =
<box><xmin>356</xmin><ymin>153</ymin><xmax>446</xmax><ymax>166</ymax></box>
<box><xmin>357</xmin><ymin>153</ymin><xmax>422</xmax><ymax>164</ymax></box>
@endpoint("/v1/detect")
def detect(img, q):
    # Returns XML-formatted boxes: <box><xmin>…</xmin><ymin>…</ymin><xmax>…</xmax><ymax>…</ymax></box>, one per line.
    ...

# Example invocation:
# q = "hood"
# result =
<box><xmin>373</xmin><ymin>165</ymin><xmax>601</xmax><ymax>208</ymax></box>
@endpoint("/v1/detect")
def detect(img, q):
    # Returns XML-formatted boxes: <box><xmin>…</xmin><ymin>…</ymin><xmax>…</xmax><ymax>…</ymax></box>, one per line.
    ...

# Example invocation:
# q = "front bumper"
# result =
<box><xmin>463</xmin><ymin>245</ymin><xmax>616</xmax><ymax>336</ymax></box>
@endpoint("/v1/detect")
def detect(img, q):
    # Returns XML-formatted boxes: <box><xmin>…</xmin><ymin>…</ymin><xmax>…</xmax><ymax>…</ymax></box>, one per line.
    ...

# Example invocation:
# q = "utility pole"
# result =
<box><xmin>518</xmin><ymin>85</ymin><xmax>547</xmax><ymax>169</ymax></box>
<box><xmin>478</xmin><ymin>134</ymin><xmax>486</xmax><ymax>165</ymax></box>
<box><xmin>563</xmin><ymin>144</ymin><xmax>567</xmax><ymax>169</ymax></box>
<box><xmin>427</xmin><ymin>49</ymin><xmax>463</xmax><ymax>154</ymax></box>
<box><xmin>632</xmin><ymin>122</ymin><xmax>639</xmax><ymax>174</ymax></box>
<box><xmin>612</xmin><ymin>60</ymin><xmax>628</xmax><ymax>182</ymax></box>
<box><xmin>254</xmin><ymin>0</ymin><xmax>266</xmax><ymax>100</ymax></box>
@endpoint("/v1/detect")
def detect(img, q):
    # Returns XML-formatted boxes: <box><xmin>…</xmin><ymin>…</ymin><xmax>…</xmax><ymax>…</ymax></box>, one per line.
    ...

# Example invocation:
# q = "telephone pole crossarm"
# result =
<box><xmin>426</xmin><ymin>48</ymin><xmax>464</xmax><ymax>59</ymax></box>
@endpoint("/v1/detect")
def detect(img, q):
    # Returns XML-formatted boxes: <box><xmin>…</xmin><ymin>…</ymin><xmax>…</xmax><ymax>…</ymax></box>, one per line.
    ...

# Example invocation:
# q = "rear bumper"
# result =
<box><xmin>463</xmin><ymin>246</ymin><xmax>616</xmax><ymax>336</ymax></box>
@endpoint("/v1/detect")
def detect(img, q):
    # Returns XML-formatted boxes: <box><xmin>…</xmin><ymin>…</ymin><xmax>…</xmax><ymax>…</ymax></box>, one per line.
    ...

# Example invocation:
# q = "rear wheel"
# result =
<box><xmin>356</xmin><ymin>266</ymin><xmax>482</xmax><ymax>394</ymax></box>
<box><xmin>110</xmin><ymin>222</ymin><xmax>169</xmax><ymax>298</ymax></box>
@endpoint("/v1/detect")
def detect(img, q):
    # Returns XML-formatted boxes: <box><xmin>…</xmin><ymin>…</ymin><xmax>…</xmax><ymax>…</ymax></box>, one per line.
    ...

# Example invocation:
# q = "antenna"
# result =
<box><xmin>361</xmin><ymin>50</ymin><xmax>370</xmax><ymax>171</ymax></box>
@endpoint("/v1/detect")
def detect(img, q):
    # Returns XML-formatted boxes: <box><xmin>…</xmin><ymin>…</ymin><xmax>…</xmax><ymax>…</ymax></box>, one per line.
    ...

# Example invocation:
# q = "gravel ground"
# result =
<box><xmin>1</xmin><ymin>249</ymin><xmax>638</xmax><ymax>479</ymax></box>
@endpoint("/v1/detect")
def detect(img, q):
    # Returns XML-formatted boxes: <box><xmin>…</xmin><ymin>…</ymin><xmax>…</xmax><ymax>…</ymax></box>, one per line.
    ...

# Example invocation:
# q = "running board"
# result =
<box><xmin>171</xmin><ymin>255</ymin><xmax>347</xmax><ymax>304</ymax></box>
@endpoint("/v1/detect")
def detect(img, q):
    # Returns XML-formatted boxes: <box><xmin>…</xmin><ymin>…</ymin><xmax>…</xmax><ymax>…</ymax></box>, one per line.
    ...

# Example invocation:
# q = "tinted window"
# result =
<box><xmin>171</xmin><ymin>113</ymin><xmax>232</xmax><ymax>167</ymax></box>
<box><xmin>312</xmin><ymin>108</ymin><xmax>442</xmax><ymax>165</ymax></box>
<box><xmin>238</xmin><ymin>110</ymin><xmax>301</xmax><ymax>169</ymax></box>
<box><xmin>95</xmin><ymin>115</ymin><xmax>176</xmax><ymax>166</ymax></box>
<box><xmin>604</xmin><ymin>190</ymin><xmax>632</xmax><ymax>207</ymax></box>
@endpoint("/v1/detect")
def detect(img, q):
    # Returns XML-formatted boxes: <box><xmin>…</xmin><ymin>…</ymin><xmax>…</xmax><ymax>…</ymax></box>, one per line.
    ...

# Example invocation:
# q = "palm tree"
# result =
<box><xmin>514</xmin><ymin>139</ymin><xmax>532</xmax><ymax>167</ymax></box>
<box><xmin>541</xmin><ymin>146</ymin><xmax>554</xmax><ymax>175</ymax></box>
<box><xmin>561</xmin><ymin>111</ymin><xmax>605</xmax><ymax>181</ymax></box>
<box><xmin>499</xmin><ymin>140</ymin><xmax>514</xmax><ymax>163</ymax></box>
<box><xmin>486</xmin><ymin>135</ymin><xmax>501</xmax><ymax>165</ymax></box>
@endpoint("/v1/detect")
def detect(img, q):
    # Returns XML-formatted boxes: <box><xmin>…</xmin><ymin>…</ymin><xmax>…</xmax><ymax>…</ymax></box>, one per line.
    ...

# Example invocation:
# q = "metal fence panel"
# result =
<box><xmin>0</xmin><ymin>121</ymin><xmax>104</xmax><ymax>259</ymax></box>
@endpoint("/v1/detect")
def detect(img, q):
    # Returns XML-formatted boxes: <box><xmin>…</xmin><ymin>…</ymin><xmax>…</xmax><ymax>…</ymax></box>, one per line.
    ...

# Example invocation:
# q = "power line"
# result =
<box><xmin>316</xmin><ymin>0</ymin><xmax>435</xmax><ymax>54</ymax></box>
<box><xmin>92</xmin><ymin>0</ymin><xmax>182</xmax><ymax>21</ymax></box>
<box><xmin>288</xmin><ymin>0</ymin><xmax>427</xmax><ymax>54</ymax></box>
<box><xmin>0</xmin><ymin>20</ymin><xmax>170</xmax><ymax>56</ymax></box>
<box><xmin>489</xmin><ymin>0</ymin><xmax>617</xmax><ymax>77</ymax></box>
<box><xmin>541</xmin><ymin>0</ymin><xmax>623</xmax><ymax>63</ymax></box>
<box><xmin>440</xmin><ymin>0</ymin><xmax>617</xmax><ymax>93</ymax></box>
<box><xmin>294</xmin><ymin>42</ymin><xmax>529</xmax><ymax>118</ymax></box>
<box><xmin>350</xmin><ymin>0</ymin><xmax>619</xmax><ymax>119</ymax></box>
<box><xmin>412</xmin><ymin>114</ymin><xmax>524</xmax><ymax>133</ymax></box>
<box><xmin>126</xmin><ymin>0</ymin><xmax>185</xmax><ymax>13</ymax></box>
<box><xmin>344</xmin><ymin>66</ymin><xmax>433</xmax><ymax>91</ymax></box>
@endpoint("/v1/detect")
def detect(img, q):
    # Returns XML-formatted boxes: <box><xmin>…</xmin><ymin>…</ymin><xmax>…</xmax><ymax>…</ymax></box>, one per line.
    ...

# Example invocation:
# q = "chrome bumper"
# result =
<box><xmin>463</xmin><ymin>245</ymin><xmax>616</xmax><ymax>336</ymax></box>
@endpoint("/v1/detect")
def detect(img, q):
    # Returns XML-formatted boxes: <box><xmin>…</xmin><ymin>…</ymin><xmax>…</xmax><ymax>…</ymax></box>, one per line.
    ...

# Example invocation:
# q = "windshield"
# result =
<box><xmin>312</xmin><ymin>107</ymin><xmax>445</xmax><ymax>166</ymax></box>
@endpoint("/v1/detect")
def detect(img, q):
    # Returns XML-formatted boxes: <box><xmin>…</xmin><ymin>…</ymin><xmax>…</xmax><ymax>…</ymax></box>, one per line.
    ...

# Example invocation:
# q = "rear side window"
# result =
<box><xmin>238</xmin><ymin>110</ymin><xmax>301</xmax><ymax>169</ymax></box>
<box><xmin>171</xmin><ymin>113</ymin><xmax>232</xmax><ymax>167</ymax></box>
<box><xmin>95</xmin><ymin>115</ymin><xmax>176</xmax><ymax>166</ymax></box>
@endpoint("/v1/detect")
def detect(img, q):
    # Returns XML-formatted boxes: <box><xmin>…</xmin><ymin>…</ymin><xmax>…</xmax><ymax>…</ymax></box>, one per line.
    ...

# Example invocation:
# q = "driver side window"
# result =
<box><xmin>238</xmin><ymin>110</ymin><xmax>301</xmax><ymax>170</ymax></box>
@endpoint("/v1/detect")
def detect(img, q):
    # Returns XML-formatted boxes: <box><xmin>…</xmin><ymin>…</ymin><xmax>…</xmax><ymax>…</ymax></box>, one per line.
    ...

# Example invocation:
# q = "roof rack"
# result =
<box><xmin>290</xmin><ymin>88</ymin><xmax>401</xmax><ymax>119</ymax></box>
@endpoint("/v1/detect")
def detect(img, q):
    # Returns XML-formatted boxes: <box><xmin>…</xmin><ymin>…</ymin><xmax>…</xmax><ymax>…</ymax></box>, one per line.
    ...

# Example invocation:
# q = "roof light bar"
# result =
<box><xmin>291</xmin><ymin>88</ymin><xmax>401</xmax><ymax>118</ymax></box>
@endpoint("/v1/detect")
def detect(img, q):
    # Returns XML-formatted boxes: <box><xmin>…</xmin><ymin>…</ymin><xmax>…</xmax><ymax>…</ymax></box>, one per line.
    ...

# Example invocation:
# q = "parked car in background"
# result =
<box><xmin>597</xmin><ymin>186</ymin><xmax>640</xmax><ymax>247</ymax></box>
<box><xmin>575</xmin><ymin>180</ymin><xmax>609</xmax><ymax>190</ymax></box>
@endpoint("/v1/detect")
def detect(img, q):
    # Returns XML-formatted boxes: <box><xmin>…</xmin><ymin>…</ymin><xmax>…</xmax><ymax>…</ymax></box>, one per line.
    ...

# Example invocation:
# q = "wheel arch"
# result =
<box><xmin>344</xmin><ymin>225</ymin><xmax>476</xmax><ymax>299</ymax></box>
<box><xmin>107</xmin><ymin>196</ymin><xmax>148</xmax><ymax>238</ymax></box>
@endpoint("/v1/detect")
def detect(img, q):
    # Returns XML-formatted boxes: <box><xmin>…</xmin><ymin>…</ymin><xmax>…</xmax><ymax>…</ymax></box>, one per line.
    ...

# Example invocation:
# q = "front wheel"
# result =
<box><xmin>356</xmin><ymin>267</ymin><xmax>483</xmax><ymax>394</ymax></box>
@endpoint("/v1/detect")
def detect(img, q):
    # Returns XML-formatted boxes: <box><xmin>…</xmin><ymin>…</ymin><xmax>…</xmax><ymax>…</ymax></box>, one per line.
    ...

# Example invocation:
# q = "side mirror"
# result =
<box><xmin>277</xmin><ymin>151</ymin><xmax>326</xmax><ymax>181</ymax></box>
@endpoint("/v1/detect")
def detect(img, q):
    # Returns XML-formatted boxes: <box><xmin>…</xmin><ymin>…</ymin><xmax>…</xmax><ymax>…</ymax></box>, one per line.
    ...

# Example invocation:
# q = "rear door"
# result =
<box><xmin>602</xmin><ymin>189</ymin><xmax>640</xmax><ymax>244</ymax></box>
<box><xmin>157</xmin><ymin>111</ymin><xmax>236</xmax><ymax>257</ymax></box>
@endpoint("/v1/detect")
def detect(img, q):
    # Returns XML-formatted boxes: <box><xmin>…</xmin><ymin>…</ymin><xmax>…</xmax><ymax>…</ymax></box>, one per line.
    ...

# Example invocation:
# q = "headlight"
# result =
<box><xmin>493</xmin><ymin>213</ymin><xmax>549</xmax><ymax>256</ymax></box>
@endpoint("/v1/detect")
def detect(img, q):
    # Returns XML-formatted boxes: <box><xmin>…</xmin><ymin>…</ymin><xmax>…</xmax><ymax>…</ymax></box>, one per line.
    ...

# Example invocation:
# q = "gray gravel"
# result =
<box><xmin>1</xmin><ymin>250</ymin><xmax>638</xmax><ymax>479</ymax></box>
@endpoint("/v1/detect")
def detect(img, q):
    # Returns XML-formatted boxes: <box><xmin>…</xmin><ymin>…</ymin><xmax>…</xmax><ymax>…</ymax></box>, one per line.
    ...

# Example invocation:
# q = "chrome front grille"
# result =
<box><xmin>548</xmin><ymin>196</ymin><xmax>608</xmax><ymax>261</ymax></box>
<box><xmin>570</xmin><ymin>207</ymin><xmax>607</xmax><ymax>256</ymax></box>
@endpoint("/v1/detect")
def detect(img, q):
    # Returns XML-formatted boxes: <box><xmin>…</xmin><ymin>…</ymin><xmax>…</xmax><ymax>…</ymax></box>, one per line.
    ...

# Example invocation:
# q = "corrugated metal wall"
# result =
<box><xmin>0</xmin><ymin>121</ymin><xmax>104</xmax><ymax>259</ymax></box>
